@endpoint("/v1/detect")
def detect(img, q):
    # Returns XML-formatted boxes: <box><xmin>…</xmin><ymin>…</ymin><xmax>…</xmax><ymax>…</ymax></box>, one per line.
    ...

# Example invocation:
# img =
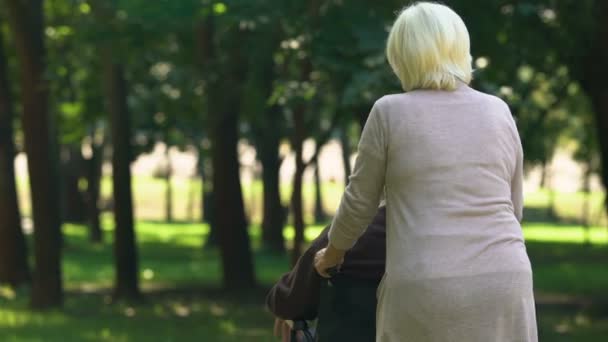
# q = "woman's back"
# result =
<box><xmin>371</xmin><ymin>85</ymin><xmax>536</xmax><ymax>341</ymax></box>
<box><xmin>378</xmin><ymin>84</ymin><xmax>530</xmax><ymax>280</ymax></box>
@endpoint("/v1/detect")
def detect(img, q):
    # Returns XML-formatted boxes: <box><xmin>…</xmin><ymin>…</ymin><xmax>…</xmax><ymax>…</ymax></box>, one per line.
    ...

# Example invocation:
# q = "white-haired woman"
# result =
<box><xmin>314</xmin><ymin>2</ymin><xmax>537</xmax><ymax>341</ymax></box>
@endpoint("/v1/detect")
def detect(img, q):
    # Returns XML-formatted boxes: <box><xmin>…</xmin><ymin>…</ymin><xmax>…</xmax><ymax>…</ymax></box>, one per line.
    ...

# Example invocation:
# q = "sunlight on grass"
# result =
<box><xmin>523</xmin><ymin>223</ymin><xmax>608</xmax><ymax>245</ymax></box>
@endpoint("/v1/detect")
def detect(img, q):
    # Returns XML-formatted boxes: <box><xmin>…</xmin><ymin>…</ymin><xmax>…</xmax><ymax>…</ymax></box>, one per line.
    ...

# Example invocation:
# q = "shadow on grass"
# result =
<box><xmin>0</xmin><ymin>289</ymin><xmax>275</xmax><ymax>342</ymax></box>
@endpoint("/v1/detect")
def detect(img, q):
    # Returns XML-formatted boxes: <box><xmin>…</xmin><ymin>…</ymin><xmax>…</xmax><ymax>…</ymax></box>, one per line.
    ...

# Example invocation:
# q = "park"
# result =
<box><xmin>1</xmin><ymin>0</ymin><xmax>608</xmax><ymax>341</ymax></box>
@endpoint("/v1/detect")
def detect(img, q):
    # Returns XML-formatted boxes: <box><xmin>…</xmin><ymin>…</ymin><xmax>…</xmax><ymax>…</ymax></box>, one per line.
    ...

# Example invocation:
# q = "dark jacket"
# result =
<box><xmin>266</xmin><ymin>206</ymin><xmax>387</xmax><ymax>320</ymax></box>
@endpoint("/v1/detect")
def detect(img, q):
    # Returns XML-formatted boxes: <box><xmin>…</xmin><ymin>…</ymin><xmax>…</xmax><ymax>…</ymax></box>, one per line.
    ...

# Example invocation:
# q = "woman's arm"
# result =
<box><xmin>315</xmin><ymin>100</ymin><xmax>388</xmax><ymax>276</ymax></box>
<box><xmin>511</xmin><ymin>134</ymin><xmax>524</xmax><ymax>223</ymax></box>
<box><xmin>507</xmin><ymin>109</ymin><xmax>524</xmax><ymax>223</ymax></box>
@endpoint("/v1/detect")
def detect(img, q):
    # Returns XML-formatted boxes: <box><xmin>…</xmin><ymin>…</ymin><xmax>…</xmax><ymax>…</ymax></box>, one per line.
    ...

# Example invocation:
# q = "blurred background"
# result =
<box><xmin>1</xmin><ymin>0</ymin><xmax>607</xmax><ymax>341</ymax></box>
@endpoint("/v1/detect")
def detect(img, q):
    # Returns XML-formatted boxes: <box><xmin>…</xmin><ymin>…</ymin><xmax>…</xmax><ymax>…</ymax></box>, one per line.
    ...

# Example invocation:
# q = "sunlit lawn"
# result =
<box><xmin>0</xmin><ymin>217</ymin><xmax>606</xmax><ymax>341</ymax></box>
<box><xmin>4</xmin><ymin>177</ymin><xmax>608</xmax><ymax>341</ymax></box>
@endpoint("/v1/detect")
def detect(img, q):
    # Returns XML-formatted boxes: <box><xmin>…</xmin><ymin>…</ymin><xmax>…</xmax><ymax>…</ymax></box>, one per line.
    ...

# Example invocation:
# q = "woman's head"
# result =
<box><xmin>386</xmin><ymin>2</ymin><xmax>472</xmax><ymax>91</ymax></box>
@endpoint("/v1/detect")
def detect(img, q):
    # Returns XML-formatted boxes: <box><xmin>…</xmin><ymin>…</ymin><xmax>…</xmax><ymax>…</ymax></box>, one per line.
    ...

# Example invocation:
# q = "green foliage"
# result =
<box><xmin>2</xmin><ymin>0</ymin><xmax>597</xmax><ymax>174</ymax></box>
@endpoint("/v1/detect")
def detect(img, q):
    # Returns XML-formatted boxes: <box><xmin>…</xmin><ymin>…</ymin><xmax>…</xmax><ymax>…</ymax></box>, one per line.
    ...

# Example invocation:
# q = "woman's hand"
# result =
<box><xmin>314</xmin><ymin>244</ymin><xmax>346</xmax><ymax>278</ymax></box>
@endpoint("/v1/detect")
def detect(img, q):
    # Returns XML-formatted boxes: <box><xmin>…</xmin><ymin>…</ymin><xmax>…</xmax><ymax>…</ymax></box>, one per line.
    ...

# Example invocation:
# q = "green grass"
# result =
<box><xmin>4</xmin><ymin>180</ymin><xmax>608</xmax><ymax>341</ymax></box>
<box><xmin>538</xmin><ymin>309</ymin><xmax>608</xmax><ymax>342</ymax></box>
<box><xmin>0</xmin><ymin>291</ymin><xmax>274</xmax><ymax>342</ymax></box>
<box><xmin>0</xmin><ymin>219</ymin><xmax>607</xmax><ymax>341</ymax></box>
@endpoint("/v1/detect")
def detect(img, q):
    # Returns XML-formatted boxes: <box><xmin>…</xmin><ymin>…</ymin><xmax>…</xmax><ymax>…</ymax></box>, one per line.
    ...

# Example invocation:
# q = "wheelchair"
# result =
<box><xmin>290</xmin><ymin>273</ymin><xmax>379</xmax><ymax>341</ymax></box>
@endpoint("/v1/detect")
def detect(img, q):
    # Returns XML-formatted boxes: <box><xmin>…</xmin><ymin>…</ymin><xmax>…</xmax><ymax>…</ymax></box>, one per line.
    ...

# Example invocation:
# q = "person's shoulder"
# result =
<box><xmin>375</xmin><ymin>92</ymin><xmax>416</xmax><ymax>105</ymax></box>
<box><xmin>470</xmin><ymin>88</ymin><xmax>511</xmax><ymax>113</ymax></box>
<box><xmin>470</xmin><ymin>88</ymin><xmax>519</xmax><ymax>132</ymax></box>
<box><xmin>372</xmin><ymin>93</ymin><xmax>409</xmax><ymax>115</ymax></box>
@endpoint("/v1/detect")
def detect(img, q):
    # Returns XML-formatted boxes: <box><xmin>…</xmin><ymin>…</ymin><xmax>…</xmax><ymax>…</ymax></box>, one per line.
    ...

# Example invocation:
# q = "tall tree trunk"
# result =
<box><xmin>209</xmin><ymin>92</ymin><xmax>256</xmax><ymax>289</ymax></box>
<box><xmin>540</xmin><ymin>157</ymin><xmax>556</xmax><ymax>219</ymax></box>
<box><xmin>0</xmin><ymin>19</ymin><xmax>30</xmax><ymax>287</ymax></box>
<box><xmin>203</xmin><ymin>181</ymin><xmax>217</xmax><ymax>246</ymax></box>
<box><xmin>545</xmin><ymin>165</ymin><xmax>556</xmax><ymax>220</ymax></box>
<box><xmin>288</xmin><ymin>0</ymin><xmax>323</xmax><ymax>265</ymax></box>
<box><xmin>339</xmin><ymin>127</ymin><xmax>352</xmax><ymax>188</ymax></box>
<box><xmin>198</xmin><ymin>145</ymin><xmax>217</xmax><ymax>248</ymax></box>
<box><xmin>60</xmin><ymin>145</ymin><xmax>86</xmax><ymax>223</ymax></box>
<box><xmin>260</xmin><ymin>112</ymin><xmax>285</xmax><ymax>253</ymax></box>
<box><xmin>313</xmin><ymin>151</ymin><xmax>327</xmax><ymax>223</ymax></box>
<box><xmin>101</xmin><ymin>54</ymin><xmax>140</xmax><ymax>300</ymax></box>
<box><xmin>186</xmin><ymin>173</ymin><xmax>197</xmax><ymax>222</ymax></box>
<box><xmin>197</xmin><ymin>20</ymin><xmax>256</xmax><ymax>289</ymax></box>
<box><xmin>291</xmin><ymin>104</ymin><xmax>307</xmax><ymax>266</ymax></box>
<box><xmin>582</xmin><ymin>163</ymin><xmax>592</xmax><ymax>245</ymax></box>
<box><xmin>581</xmin><ymin>2</ymin><xmax>608</xmax><ymax>217</ymax></box>
<box><xmin>539</xmin><ymin>159</ymin><xmax>548</xmax><ymax>189</ymax></box>
<box><xmin>164</xmin><ymin>143</ymin><xmax>173</xmax><ymax>223</ymax></box>
<box><xmin>186</xmin><ymin>145</ymin><xmax>200</xmax><ymax>222</ymax></box>
<box><xmin>85</xmin><ymin>128</ymin><xmax>104</xmax><ymax>243</ymax></box>
<box><xmin>5</xmin><ymin>0</ymin><xmax>63</xmax><ymax>308</ymax></box>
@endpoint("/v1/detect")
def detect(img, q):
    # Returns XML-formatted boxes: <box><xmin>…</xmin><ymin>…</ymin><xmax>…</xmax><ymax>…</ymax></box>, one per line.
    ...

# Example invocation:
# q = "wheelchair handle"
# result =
<box><xmin>325</xmin><ymin>266</ymin><xmax>340</xmax><ymax>278</ymax></box>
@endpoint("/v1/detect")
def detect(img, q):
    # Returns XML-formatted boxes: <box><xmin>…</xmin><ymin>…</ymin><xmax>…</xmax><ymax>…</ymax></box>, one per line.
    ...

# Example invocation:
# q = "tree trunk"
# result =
<box><xmin>580</xmin><ymin>2</ymin><xmax>608</xmax><ymax>217</ymax></box>
<box><xmin>546</xmin><ymin>166</ymin><xmax>556</xmax><ymax>220</ymax></box>
<box><xmin>209</xmin><ymin>92</ymin><xmax>256</xmax><ymax>289</ymax></box>
<box><xmin>197</xmin><ymin>20</ymin><xmax>256</xmax><ymax>289</ymax></box>
<box><xmin>260</xmin><ymin>113</ymin><xmax>285</xmax><ymax>253</ymax></box>
<box><xmin>588</xmin><ymin>94</ymin><xmax>608</xmax><ymax>215</ymax></box>
<box><xmin>85</xmin><ymin>129</ymin><xmax>104</xmax><ymax>243</ymax></box>
<box><xmin>540</xmin><ymin>159</ymin><xmax>556</xmax><ymax>219</ymax></box>
<box><xmin>186</xmin><ymin>146</ymin><xmax>200</xmax><ymax>222</ymax></box>
<box><xmin>0</xmin><ymin>20</ymin><xmax>30</xmax><ymax>287</ymax></box>
<box><xmin>101</xmin><ymin>53</ymin><xmax>140</xmax><ymax>300</ymax></box>
<box><xmin>6</xmin><ymin>0</ymin><xmax>63</xmax><ymax>308</ymax></box>
<box><xmin>339</xmin><ymin>127</ymin><xmax>352</xmax><ymax>188</ymax></box>
<box><xmin>60</xmin><ymin>145</ymin><xmax>86</xmax><ymax>223</ymax></box>
<box><xmin>186</xmin><ymin>174</ymin><xmax>197</xmax><ymax>222</ymax></box>
<box><xmin>291</xmin><ymin>104</ymin><xmax>307</xmax><ymax>266</ymax></box>
<box><xmin>582</xmin><ymin>163</ymin><xmax>592</xmax><ymax>245</ymax></box>
<box><xmin>313</xmin><ymin>151</ymin><xmax>327</xmax><ymax>223</ymax></box>
<box><xmin>164</xmin><ymin>144</ymin><xmax>173</xmax><ymax>223</ymax></box>
<box><xmin>198</xmin><ymin>145</ymin><xmax>218</xmax><ymax>248</ymax></box>
<box><xmin>539</xmin><ymin>159</ymin><xmax>548</xmax><ymax>189</ymax></box>
<box><xmin>203</xmin><ymin>186</ymin><xmax>217</xmax><ymax>247</ymax></box>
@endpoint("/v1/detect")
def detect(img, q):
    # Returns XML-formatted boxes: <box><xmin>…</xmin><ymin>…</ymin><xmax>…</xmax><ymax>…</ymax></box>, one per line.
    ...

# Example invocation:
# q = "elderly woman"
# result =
<box><xmin>314</xmin><ymin>2</ymin><xmax>537</xmax><ymax>341</ymax></box>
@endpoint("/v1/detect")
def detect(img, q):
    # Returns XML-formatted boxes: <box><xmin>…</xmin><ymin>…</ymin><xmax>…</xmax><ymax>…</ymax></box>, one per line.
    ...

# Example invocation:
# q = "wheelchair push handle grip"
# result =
<box><xmin>325</xmin><ymin>266</ymin><xmax>339</xmax><ymax>278</ymax></box>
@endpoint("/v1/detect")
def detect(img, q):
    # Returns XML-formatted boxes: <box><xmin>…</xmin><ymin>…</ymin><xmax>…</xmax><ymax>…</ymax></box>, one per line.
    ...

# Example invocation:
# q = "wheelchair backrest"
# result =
<box><xmin>315</xmin><ymin>275</ymin><xmax>379</xmax><ymax>341</ymax></box>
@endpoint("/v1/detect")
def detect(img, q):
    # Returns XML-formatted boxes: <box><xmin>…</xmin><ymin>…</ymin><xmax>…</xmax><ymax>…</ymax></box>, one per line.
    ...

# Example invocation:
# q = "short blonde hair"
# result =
<box><xmin>386</xmin><ymin>2</ymin><xmax>473</xmax><ymax>91</ymax></box>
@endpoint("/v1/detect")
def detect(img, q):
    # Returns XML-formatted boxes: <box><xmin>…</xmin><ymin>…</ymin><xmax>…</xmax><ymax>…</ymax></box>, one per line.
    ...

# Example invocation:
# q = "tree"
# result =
<box><xmin>90</xmin><ymin>1</ymin><xmax>141</xmax><ymax>300</ymax></box>
<box><xmin>84</xmin><ymin>125</ymin><xmax>105</xmax><ymax>243</ymax></box>
<box><xmin>163</xmin><ymin>143</ymin><xmax>173</xmax><ymax>223</ymax></box>
<box><xmin>0</xmin><ymin>16</ymin><xmax>30</xmax><ymax>287</ymax></box>
<box><xmin>101</xmin><ymin>53</ymin><xmax>141</xmax><ymax>300</ymax></box>
<box><xmin>579</xmin><ymin>1</ymin><xmax>608</xmax><ymax>215</ymax></box>
<box><xmin>257</xmin><ymin>114</ymin><xmax>286</xmax><ymax>252</ymax></box>
<box><xmin>242</xmin><ymin>21</ymin><xmax>286</xmax><ymax>253</ymax></box>
<box><xmin>5</xmin><ymin>0</ymin><xmax>63</xmax><ymax>308</ymax></box>
<box><xmin>196</xmin><ymin>12</ymin><xmax>256</xmax><ymax>289</ymax></box>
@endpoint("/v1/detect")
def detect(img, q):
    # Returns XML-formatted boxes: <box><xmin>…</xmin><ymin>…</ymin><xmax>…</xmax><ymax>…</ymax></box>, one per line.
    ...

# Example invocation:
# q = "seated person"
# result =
<box><xmin>266</xmin><ymin>206</ymin><xmax>387</xmax><ymax>341</ymax></box>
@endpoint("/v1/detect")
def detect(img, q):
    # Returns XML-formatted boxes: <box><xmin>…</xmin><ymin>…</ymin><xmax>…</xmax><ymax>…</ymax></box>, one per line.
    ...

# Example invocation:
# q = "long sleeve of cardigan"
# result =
<box><xmin>511</xmin><ymin>122</ymin><xmax>524</xmax><ymax>223</ymax></box>
<box><xmin>329</xmin><ymin>100</ymin><xmax>387</xmax><ymax>250</ymax></box>
<box><xmin>505</xmin><ymin>105</ymin><xmax>524</xmax><ymax>223</ymax></box>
